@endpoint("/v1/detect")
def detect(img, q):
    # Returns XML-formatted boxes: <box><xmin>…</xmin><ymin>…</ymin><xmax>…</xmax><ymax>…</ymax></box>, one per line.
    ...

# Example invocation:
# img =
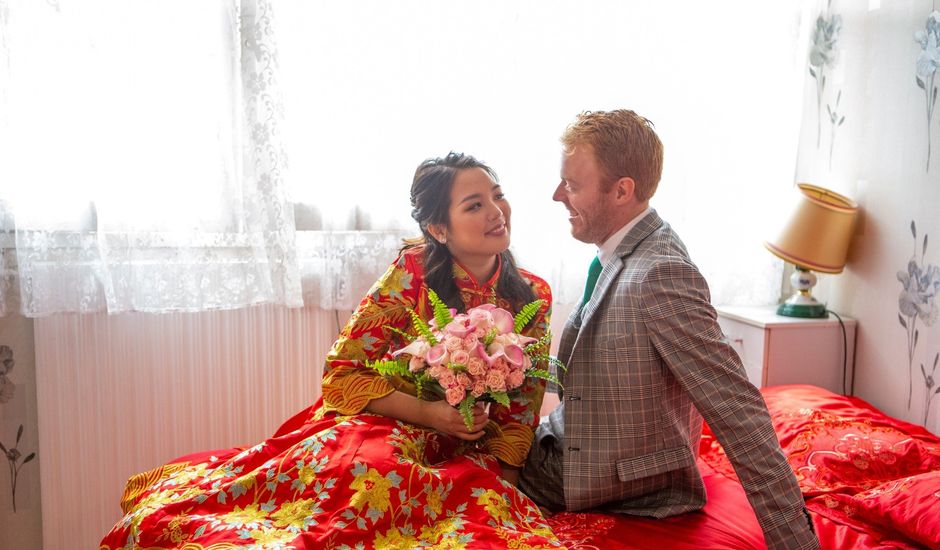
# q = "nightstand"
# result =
<box><xmin>715</xmin><ymin>305</ymin><xmax>856</xmax><ymax>395</ymax></box>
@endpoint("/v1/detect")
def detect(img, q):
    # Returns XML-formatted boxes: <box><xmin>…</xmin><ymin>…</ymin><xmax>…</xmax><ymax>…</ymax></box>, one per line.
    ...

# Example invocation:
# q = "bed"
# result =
<box><xmin>543</xmin><ymin>384</ymin><xmax>940</xmax><ymax>549</ymax></box>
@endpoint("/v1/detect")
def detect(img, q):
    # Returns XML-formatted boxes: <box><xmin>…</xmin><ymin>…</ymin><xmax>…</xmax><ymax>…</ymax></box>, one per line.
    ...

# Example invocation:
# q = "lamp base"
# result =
<box><xmin>777</xmin><ymin>267</ymin><xmax>829</xmax><ymax>318</ymax></box>
<box><xmin>776</xmin><ymin>301</ymin><xmax>828</xmax><ymax>318</ymax></box>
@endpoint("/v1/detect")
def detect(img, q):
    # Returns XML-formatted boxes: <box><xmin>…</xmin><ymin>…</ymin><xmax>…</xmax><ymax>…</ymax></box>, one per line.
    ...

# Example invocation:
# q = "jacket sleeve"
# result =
<box><xmin>484</xmin><ymin>279</ymin><xmax>553</xmax><ymax>468</ymax></box>
<box><xmin>321</xmin><ymin>252</ymin><xmax>421</xmax><ymax>415</ymax></box>
<box><xmin>643</xmin><ymin>259</ymin><xmax>820</xmax><ymax>550</ymax></box>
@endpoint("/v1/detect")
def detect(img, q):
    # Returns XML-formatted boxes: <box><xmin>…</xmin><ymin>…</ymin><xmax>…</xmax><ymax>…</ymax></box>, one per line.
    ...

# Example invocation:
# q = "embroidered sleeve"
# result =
<box><xmin>321</xmin><ymin>252</ymin><xmax>421</xmax><ymax>415</ymax></box>
<box><xmin>483</xmin><ymin>276</ymin><xmax>553</xmax><ymax>467</ymax></box>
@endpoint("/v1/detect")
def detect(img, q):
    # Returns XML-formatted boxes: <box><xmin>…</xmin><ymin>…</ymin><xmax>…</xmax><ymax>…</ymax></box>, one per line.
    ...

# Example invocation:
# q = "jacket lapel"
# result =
<box><xmin>568</xmin><ymin>210</ymin><xmax>664</xmax><ymax>357</ymax></box>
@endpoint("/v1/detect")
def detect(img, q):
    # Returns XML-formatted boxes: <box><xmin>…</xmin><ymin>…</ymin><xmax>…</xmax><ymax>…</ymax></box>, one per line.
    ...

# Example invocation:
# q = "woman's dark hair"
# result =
<box><xmin>407</xmin><ymin>152</ymin><xmax>537</xmax><ymax>313</ymax></box>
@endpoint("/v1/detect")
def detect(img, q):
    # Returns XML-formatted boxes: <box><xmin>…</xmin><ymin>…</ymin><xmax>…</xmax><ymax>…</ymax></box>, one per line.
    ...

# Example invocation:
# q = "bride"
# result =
<box><xmin>100</xmin><ymin>152</ymin><xmax>560</xmax><ymax>549</ymax></box>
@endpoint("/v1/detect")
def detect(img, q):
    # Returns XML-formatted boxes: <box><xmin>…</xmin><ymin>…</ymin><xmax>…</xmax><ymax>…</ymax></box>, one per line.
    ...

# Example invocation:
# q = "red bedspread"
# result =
<box><xmin>546</xmin><ymin>385</ymin><xmax>940</xmax><ymax>549</ymax></box>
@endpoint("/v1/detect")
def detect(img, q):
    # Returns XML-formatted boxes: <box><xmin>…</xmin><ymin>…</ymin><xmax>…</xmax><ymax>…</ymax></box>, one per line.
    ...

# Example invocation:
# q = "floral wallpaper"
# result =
<box><xmin>897</xmin><ymin>221</ymin><xmax>940</xmax><ymax>425</ymax></box>
<box><xmin>808</xmin><ymin>0</ymin><xmax>845</xmax><ymax>169</ymax></box>
<box><xmin>795</xmin><ymin>1</ymin><xmax>940</xmax><ymax>435</ymax></box>
<box><xmin>915</xmin><ymin>11</ymin><xmax>940</xmax><ymax>171</ymax></box>
<box><xmin>0</xmin><ymin>346</ymin><xmax>36</xmax><ymax>513</ymax></box>
<box><xmin>0</xmin><ymin>319</ymin><xmax>42</xmax><ymax>549</ymax></box>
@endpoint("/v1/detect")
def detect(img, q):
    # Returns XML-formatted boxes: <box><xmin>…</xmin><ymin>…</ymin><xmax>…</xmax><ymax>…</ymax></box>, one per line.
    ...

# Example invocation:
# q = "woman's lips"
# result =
<box><xmin>485</xmin><ymin>223</ymin><xmax>507</xmax><ymax>236</ymax></box>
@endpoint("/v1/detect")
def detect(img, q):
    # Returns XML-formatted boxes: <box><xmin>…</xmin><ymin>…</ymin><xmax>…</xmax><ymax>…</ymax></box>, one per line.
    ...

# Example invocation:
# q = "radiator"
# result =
<box><xmin>34</xmin><ymin>305</ymin><xmax>344</xmax><ymax>550</ymax></box>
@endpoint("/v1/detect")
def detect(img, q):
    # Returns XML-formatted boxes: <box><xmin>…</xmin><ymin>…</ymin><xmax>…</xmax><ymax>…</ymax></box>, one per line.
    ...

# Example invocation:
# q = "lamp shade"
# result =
<box><xmin>764</xmin><ymin>183</ymin><xmax>859</xmax><ymax>274</ymax></box>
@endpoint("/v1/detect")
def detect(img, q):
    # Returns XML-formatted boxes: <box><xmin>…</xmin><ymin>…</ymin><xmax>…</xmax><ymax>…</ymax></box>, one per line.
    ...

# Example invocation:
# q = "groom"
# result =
<box><xmin>519</xmin><ymin>110</ymin><xmax>819</xmax><ymax>549</ymax></box>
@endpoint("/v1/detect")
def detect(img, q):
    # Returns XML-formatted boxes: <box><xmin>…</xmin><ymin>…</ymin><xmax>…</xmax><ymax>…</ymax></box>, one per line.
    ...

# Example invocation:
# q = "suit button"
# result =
<box><xmin>568</xmin><ymin>446</ymin><xmax>580</xmax><ymax>451</ymax></box>
<box><xmin>568</xmin><ymin>396</ymin><xmax>581</xmax><ymax>401</ymax></box>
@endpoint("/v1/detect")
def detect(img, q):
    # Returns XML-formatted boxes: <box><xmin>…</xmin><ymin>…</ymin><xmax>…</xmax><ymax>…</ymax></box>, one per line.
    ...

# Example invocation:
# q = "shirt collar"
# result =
<box><xmin>597</xmin><ymin>207</ymin><xmax>652</xmax><ymax>266</ymax></box>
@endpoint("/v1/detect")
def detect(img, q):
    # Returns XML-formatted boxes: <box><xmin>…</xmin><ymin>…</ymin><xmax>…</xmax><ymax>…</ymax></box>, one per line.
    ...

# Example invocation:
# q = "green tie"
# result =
<box><xmin>583</xmin><ymin>256</ymin><xmax>603</xmax><ymax>304</ymax></box>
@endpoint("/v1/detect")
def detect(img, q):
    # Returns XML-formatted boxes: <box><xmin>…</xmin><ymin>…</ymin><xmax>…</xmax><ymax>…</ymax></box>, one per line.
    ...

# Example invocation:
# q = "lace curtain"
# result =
<box><xmin>1</xmin><ymin>1</ymin><xmax>814</xmax><ymax>316</ymax></box>
<box><xmin>0</xmin><ymin>0</ymin><xmax>302</xmax><ymax>316</ymax></box>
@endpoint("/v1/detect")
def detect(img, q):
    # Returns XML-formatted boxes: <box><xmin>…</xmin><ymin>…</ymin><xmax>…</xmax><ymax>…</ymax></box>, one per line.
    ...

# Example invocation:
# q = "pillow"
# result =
<box><xmin>806</xmin><ymin>471</ymin><xmax>940</xmax><ymax>550</ymax></box>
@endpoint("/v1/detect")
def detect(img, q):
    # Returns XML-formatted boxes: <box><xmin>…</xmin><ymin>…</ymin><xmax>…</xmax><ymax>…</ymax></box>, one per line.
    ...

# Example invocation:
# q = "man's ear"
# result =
<box><xmin>614</xmin><ymin>177</ymin><xmax>636</xmax><ymax>203</ymax></box>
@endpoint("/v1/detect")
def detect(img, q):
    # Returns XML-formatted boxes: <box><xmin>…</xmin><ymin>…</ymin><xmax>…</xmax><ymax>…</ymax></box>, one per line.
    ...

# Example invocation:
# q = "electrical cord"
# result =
<box><xmin>827</xmin><ymin>309</ymin><xmax>850</xmax><ymax>395</ymax></box>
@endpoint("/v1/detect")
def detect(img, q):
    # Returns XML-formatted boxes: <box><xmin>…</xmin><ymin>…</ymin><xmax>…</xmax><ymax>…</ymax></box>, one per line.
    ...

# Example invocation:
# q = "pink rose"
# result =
<box><xmin>444</xmin><ymin>335</ymin><xmax>464</xmax><ymax>353</ymax></box>
<box><xmin>456</xmin><ymin>372</ymin><xmax>471</xmax><ymax>388</ymax></box>
<box><xmin>440</xmin><ymin>371</ymin><xmax>457</xmax><ymax>388</ymax></box>
<box><xmin>445</xmin><ymin>386</ymin><xmax>465</xmax><ymax>406</ymax></box>
<box><xmin>443</xmin><ymin>315</ymin><xmax>474</xmax><ymax>338</ymax></box>
<box><xmin>471</xmin><ymin>379</ymin><xmax>486</xmax><ymax>398</ymax></box>
<box><xmin>493</xmin><ymin>357</ymin><xmax>510</xmax><ymax>376</ymax></box>
<box><xmin>507</xmin><ymin>370</ymin><xmax>525</xmax><ymax>389</ymax></box>
<box><xmin>485</xmin><ymin>370</ymin><xmax>507</xmax><ymax>392</ymax></box>
<box><xmin>462</xmin><ymin>336</ymin><xmax>478</xmax><ymax>351</ymax></box>
<box><xmin>467</xmin><ymin>357</ymin><xmax>486</xmax><ymax>376</ymax></box>
<box><xmin>450</xmin><ymin>350</ymin><xmax>470</xmax><ymax>366</ymax></box>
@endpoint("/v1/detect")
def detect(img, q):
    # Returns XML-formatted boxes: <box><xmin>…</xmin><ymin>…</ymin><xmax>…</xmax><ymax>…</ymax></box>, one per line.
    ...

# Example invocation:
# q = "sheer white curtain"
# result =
<box><xmin>276</xmin><ymin>0</ymin><xmax>811</xmax><ymax>307</ymax></box>
<box><xmin>0</xmin><ymin>0</ymin><xmax>301</xmax><ymax>316</ymax></box>
<box><xmin>1</xmin><ymin>0</ymin><xmax>813</xmax><ymax>316</ymax></box>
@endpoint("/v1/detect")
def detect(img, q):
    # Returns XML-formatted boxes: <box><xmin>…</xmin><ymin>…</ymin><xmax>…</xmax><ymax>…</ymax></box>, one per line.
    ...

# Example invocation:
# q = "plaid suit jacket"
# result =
<box><xmin>545</xmin><ymin>210</ymin><xmax>819</xmax><ymax>549</ymax></box>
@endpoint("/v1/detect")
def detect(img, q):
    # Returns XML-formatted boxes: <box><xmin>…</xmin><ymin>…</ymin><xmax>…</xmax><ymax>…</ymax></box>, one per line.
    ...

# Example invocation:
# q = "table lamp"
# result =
<box><xmin>763</xmin><ymin>183</ymin><xmax>859</xmax><ymax>318</ymax></box>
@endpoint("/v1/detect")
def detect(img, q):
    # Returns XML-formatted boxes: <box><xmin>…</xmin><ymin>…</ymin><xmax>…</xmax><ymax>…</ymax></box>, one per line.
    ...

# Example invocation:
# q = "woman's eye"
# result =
<box><xmin>466</xmin><ymin>202</ymin><xmax>482</xmax><ymax>211</ymax></box>
<box><xmin>494</xmin><ymin>193</ymin><xmax>506</xmax><ymax>201</ymax></box>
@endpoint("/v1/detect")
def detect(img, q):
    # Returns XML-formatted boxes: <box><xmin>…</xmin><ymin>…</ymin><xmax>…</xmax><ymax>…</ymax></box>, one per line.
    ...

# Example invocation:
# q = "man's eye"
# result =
<box><xmin>494</xmin><ymin>193</ymin><xmax>506</xmax><ymax>201</ymax></box>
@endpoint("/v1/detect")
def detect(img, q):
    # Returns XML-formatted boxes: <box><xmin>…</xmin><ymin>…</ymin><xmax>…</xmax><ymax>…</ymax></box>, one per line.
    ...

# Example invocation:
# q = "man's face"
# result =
<box><xmin>553</xmin><ymin>145</ymin><xmax>618</xmax><ymax>245</ymax></box>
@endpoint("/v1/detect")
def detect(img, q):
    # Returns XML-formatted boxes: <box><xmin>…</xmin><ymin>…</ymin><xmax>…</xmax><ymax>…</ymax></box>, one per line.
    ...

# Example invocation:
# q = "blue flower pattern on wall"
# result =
<box><xmin>898</xmin><ymin>221</ymin><xmax>940</xmax><ymax>425</ymax></box>
<box><xmin>915</xmin><ymin>11</ymin><xmax>940</xmax><ymax>172</ymax></box>
<box><xmin>0</xmin><ymin>345</ymin><xmax>13</xmax><ymax>403</ymax></box>
<box><xmin>809</xmin><ymin>0</ymin><xmax>844</xmax><ymax>165</ymax></box>
<box><xmin>0</xmin><ymin>345</ymin><xmax>36</xmax><ymax>513</ymax></box>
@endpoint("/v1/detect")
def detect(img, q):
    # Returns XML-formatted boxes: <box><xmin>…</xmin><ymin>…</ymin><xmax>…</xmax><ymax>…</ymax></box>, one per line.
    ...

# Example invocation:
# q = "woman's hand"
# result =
<box><xmin>424</xmin><ymin>400</ymin><xmax>488</xmax><ymax>440</ymax></box>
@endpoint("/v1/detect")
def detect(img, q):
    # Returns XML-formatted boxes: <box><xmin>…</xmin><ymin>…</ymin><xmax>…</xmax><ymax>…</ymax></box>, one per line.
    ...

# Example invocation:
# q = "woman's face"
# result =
<box><xmin>436</xmin><ymin>167</ymin><xmax>511</xmax><ymax>264</ymax></box>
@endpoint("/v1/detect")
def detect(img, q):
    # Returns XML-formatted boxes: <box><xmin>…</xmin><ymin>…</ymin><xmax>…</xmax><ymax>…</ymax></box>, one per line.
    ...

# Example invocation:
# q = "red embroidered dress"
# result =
<box><xmin>100</xmin><ymin>245</ymin><xmax>560</xmax><ymax>549</ymax></box>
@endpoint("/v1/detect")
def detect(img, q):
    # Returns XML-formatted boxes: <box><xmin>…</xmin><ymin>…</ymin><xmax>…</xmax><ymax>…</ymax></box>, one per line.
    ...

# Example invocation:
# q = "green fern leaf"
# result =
<box><xmin>407</xmin><ymin>308</ymin><xmax>438</xmax><ymax>346</ymax></box>
<box><xmin>459</xmin><ymin>394</ymin><xmax>475</xmax><ymax>431</ymax></box>
<box><xmin>427</xmin><ymin>289</ymin><xmax>454</xmax><ymax>330</ymax></box>
<box><xmin>513</xmin><ymin>299</ymin><xmax>545</xmax><ymax>333</ymax></box>
<box><xmin>385</xmin><ymin>325</ymin><xmax>416</xmax><ymax>342</ymax></box>
<box><xmin>524</xmin><ymin>332</ymin><xmax>552</xmax><ymax>354</ymax></box>
<box><xmin>526</xmin><ymin>369</ymin><xmax>562</xmax><ymax>388</ymax></box>
<box><xmin>529</xmin><ymin>354</ymin><xmax>567</xmax><ymax>373</ymax></box>
<box><xmin>366</xmin><ymin>359</ymin><xmax>410</xmax><ymax>377</ymax></box>
<box><xmin>483</xmin><ymin>328</ymin><xmax>497</xmax><ymax>346</ymax></box>
<box><xmin>488</xmin><ymin>391</ymin><xmax>510</xmax><ymax>408</ymax></box>
<box><xmin>547</xmin><ymin>356</ymin><xmax>568</xmax><ymax>373</ymax></box>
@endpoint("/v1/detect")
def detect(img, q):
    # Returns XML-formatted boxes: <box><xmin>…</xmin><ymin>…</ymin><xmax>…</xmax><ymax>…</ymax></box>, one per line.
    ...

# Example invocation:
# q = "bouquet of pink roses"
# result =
<box><xmin>368</xmin><ymin>290</ymin><xmax>563</xmax><ymax>430</ymax></box>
